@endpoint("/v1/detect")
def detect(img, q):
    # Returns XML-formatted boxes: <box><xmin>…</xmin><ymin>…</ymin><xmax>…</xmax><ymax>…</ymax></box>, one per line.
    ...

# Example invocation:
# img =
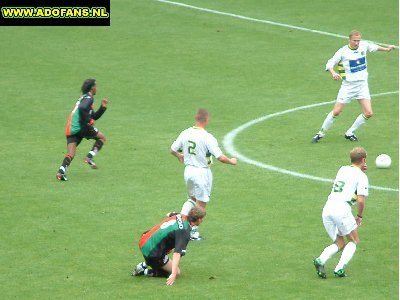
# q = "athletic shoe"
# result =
<box><xmin>313</xmin><ymin>258</ymin><xmax>327</xmax><ymax>279</ymax></box>
<box><xmin>132</xmin><ymin>262</ymin><xmax>147</xmax><ymax>276</ymax></box>
<box><xmin>311</xmin><ymin>133</ymin><xmax>325</xmax><ymax>143</ymax></box>
<box><xmin>334</xmin><ymin>269</ymin><xmax>346</xmax><ymax>277</ymax></box>
<box><xmin>190</xmin><ymin>231</ymin><xmax>204</xmax><ymax>241</ymax></box>
<box><xmin>344</xmin><ymin>134</ymin><xmax>358</xmax><ymax>142</ymax></box>
<box><xmin>84</xmin><ymin>157</ymin><xmax>97</xmax><ymax>169</ymax></box>
<box><xmin>56</xmin><ymin>172</ymin><xmax>68</xmax><ymax>181</ymax></box>
<box><xmin>190</xmin><ymin>235</ymin><xmax>204</xmax><ymax>241</ymax></box>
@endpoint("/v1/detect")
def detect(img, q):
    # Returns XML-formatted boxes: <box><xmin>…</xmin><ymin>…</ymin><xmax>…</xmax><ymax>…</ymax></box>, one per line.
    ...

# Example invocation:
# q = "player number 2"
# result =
<box><xmin>188</xmin><ymin>141</ymin><xmax>196</xmax><ymax>155</ymax></box>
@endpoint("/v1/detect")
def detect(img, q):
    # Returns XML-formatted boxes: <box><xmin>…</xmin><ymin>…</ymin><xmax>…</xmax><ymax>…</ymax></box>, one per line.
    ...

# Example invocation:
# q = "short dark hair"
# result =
<box><xmin>195</xmin><ymin>108</ymin><xmax>209</xmax><ymax>123</ymax></box>
<box><xmin>81</xmin><ymin>79</ymin><xmax>96</xmax><ymax>94</ymax></box>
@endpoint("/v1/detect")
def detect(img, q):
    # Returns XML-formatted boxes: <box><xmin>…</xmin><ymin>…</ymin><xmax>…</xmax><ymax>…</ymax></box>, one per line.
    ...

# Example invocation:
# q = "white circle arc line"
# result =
<box><xmin>223</xmin><ymin>91</ymin><xmax>399</xmax><ymax>192</ymax></box>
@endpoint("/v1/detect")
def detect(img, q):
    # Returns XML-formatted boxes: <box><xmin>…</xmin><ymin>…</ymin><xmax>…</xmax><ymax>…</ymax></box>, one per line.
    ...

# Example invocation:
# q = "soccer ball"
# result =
<box><xmin>375</xmin><ymin>154</ymin><xmax>391</xmax><ymax>169</ymax></box>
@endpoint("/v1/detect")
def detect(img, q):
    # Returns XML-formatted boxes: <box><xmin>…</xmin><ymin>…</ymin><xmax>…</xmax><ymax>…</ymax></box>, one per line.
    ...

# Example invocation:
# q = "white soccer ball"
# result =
<box><xmin>375</xmin><ymin>154</ymin><xmax>391</xmax><ymax>169</ymax></box>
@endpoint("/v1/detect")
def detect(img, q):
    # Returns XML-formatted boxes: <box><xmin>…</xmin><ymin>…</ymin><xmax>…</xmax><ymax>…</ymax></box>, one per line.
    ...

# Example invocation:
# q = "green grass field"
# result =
<box><xmin>0</xmin><ymin>0</ymin><xmax>398</xmax><ymax>299</ymax></box>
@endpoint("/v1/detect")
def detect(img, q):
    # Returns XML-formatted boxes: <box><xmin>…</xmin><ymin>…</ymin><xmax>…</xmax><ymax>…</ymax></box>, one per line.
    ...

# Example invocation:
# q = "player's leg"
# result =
<box><xmin>314</xmin><ymin>213</ymin><xmax>341</xmax><ymax>278</ymax></box>
<box><xmin>179</xmin><ymin>192</ymin><xmax>204</xmax><ymax>240</ymax></box>
<box><xmin>169</xmin><ymin>173</ymin><xmax>197</xmax><ymax>221</ymax></box>
<box><xmin>132</xmin><ymin>256</ymin><xmax>173</xmax><ymax>277</ymax></box>
<box><xmin>312</xmin><ymin>102</ymin><xmax>346</xmax><ymax>143</ymax></box>
<box><xmin>180</xmin><ymin>168</ymin><xmax>209</xmax><ymax>240</ymax></box>
<box><xmin>312</xmin><ymin>81</ymin><xmax>354</xmax><ymax>143</ymax></box>
<box><xmin>57</xmin><ymin>136</ymin><xmax>80</xmax><ymax>181</ymax></box>
<box><xmin>181</xmin><ymin>166</ymin><xmax>196</xmax><ymax>215</ymax></box>
<box><xmin>195</xmin><ymin>168</ymin><xmax>212</xmax><ymax>210</ymax></box>
<box><xmin>85</xmin><ymin>129</ymin><xmax>106</xmax><ymax>168</ymax></box>
<box><xmin>321</xmin><ymin>102</ymin><xmax>345</xmax><ymax>131</ymax></box>
<box><xmin>180</xmin><ymin>198</ymin><xmax>196</xmax><ymax>215</ymax></box>
<box><xmin>333</xmin><ymin>211</ymin><xmax>359</xmax><ymax>276</ymax></box>
<box><xmin>360</xmin><ymin>99</ymin><xmax>373</xmax><ymax>119</ymax></box>
<box><xmin>334</xmin><ymin>229</ymin><xmax>359</xmax><ymax>277</ymax></box>
<box><xmin>325</xmin><ymin>101</ymin><xmax>346</xmax><ymax>127</ymax></box>
<box><xmin>190</xmin><ymin>170</ymin><xmax>210</xmax><ymax>240</ymax></box>
<box><xmin>317</xmin><ymin>237</ymin><xmax>343</xmax><ymax>264</ymax></box>
<box><xmin>160</xmin><ymin>257</ymin><xmax>181</xmax><ymax>277</ymax></box>
<box><xmin>133</xmin><ymin>235</ymin><xmax>151</xmax><ymax>276</ymax></box>
<box><xmin>181</xmin><ymin>167</ymin><xmax>198</xmax><ymax>215</ymax></box>
<box><xmin>344</xmin><ymin>82</ymin><xmax>372</xmax><ymax>141</ymax></box>
<box><xmin>345</xmin><ymin>98</ymin><xmax>372</xmax><ymax>141</ymax></box>
<box><xmin>195</xmin><ymin>200</ymin><xmax>207</xmax><ymax>209</ymax></box>
<box><xmin>144</xmin><ymin>256</ymin><xmax>176</xmax><ymax>278</ymax></box>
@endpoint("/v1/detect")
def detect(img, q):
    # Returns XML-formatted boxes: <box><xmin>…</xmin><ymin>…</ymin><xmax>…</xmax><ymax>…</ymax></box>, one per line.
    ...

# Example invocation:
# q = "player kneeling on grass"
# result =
<box><xmin>132</xmin><ymin>206</ymin><xmax>206</xmax><ymax>285</ymax></box>
<box><xmin>313</xmin><ymin>147</ymin><xmax>368</xmax><ymax>278</ymax></box>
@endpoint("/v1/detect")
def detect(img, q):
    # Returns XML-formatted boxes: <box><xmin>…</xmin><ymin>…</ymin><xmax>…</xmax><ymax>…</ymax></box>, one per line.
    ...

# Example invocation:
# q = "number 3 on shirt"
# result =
<box><xmin>333</xmin><ymin>180</ymin><xmax>345</xmax><ymax>192</ymax></box>
<box><xmin>188</xmin><ymin>141</ymin><xmax>196</xmax><ymax>155</ymax></box>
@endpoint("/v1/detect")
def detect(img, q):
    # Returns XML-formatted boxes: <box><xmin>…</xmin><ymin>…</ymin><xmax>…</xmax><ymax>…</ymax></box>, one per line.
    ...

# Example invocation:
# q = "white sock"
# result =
<box><xmin>318</xmin><ymin>243</ymin><xmax>339</xmax><ymax>264</ymax></box>
<box><xmin>320</xmin><ymin>111</ymin><xmax>336</xmax><ymax>133</ymax></box>
<box><xmin>346</xmin><ymin>114</ymin><xmax>367</xmax><ymax>136</ymax></box>
<box><xmin>144</xmin><ymin>268</ymin><xmax>152</xmax><ymax>276</ymax></box>
<box><xmin>180</xmin><ymin>199</ymin><xmax>196</xmax><ymax>215</ymax></box>
<box><xmin>335</xmin><ymin>242</ymin><xmax>357</xmax><ymax>272</ymax></box>
<box><xmin>88</xmin><ymin>150</ymin><xmax>97</xmax><ymax>157</ymax></box>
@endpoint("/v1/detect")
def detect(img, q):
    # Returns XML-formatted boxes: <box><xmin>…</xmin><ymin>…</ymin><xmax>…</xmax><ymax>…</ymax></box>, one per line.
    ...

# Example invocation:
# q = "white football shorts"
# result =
<box><xmin>336</xmin><ymin>80</ymin><xmax>371</xmax><ymax>103</ymax></box>
<box><xmin>322</xmin><ymin>202</ymin><xmax>357</xmax><ymax>241</ymax></box>
<box><xmin>184</xmin><ymin>165</ymin><xmax>212</xmax><ymax>203</ymax></box>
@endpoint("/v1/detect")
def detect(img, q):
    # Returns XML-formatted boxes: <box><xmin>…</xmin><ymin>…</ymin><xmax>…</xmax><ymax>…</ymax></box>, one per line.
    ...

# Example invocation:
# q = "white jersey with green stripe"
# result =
<box><xmin>325</xmin><ymin>41</ymin><xmax>379</xmax><ymax>81</ymax></box>
<box><xmin>326</xmin><ymin>165</ymin><xmax>369</xmax><ymax>206</ymax></box>
<box><xmin>171</xmin><ymin>126</ymin><xmax>223</xmax><ymax>168</ymax></box>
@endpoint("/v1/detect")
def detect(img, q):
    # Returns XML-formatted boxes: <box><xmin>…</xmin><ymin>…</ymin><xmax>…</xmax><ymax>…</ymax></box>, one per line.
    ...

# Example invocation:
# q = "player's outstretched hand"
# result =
<box><xmin>101</xmin><ymin>98</ymin><xmax>109</xmax><ymax>107</ymax></box>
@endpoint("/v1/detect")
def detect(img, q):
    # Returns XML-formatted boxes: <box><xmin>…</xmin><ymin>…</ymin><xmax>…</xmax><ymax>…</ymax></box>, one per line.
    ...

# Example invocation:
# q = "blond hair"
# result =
<box><xmin>350</xmin><ymin>147</ymin><xmax>367</xmax><ymax>163</ymax></box>
<box><xmin>349</xmin><ymin>30</ymin><xmax>361</xmax><ymax>39</ymax></box>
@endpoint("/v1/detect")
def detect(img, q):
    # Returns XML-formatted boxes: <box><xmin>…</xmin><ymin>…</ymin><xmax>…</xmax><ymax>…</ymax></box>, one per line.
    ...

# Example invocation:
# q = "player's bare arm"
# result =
<box><xmin>377</xmin><ymin>45</ymin><xmax>396</xmax><ymax>52</ymax></box>
<box><xmin>356</xmin><ymin>195</ymin><xmax>365</xmax><ymax>226</ymax></box>
<box><xmin>217</xmin><ymin>154</ymin><xmax>237</xmax><ymax>165</ymax></box>
<box><xmin>328</xmin><ymin>67</ymin><xmax>341</xmax><ymax>80</ymax></box>
<box><xmin>170</xmin><ymin>149</ymin><xmax>184</xmax><ymax>163</ymax></box>
<box><xmin>166</xmin><ymin>253</ymin><xmax>181</xmax><ymax>286</ymax></box>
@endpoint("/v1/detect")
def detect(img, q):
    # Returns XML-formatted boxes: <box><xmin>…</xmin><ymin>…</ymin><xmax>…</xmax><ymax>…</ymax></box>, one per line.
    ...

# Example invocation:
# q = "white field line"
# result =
<box><xmin>156</xmin><ymin>0</ymin><xmax>398</xmax><ymax>48</ymax></box>
<box><xmin>222</xmin><ymin>91</ymin><xmax>399</xmax><ymax>192</ymax></box>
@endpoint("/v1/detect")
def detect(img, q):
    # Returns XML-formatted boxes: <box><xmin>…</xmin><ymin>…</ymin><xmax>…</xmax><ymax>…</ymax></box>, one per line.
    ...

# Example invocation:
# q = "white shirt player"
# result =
<box><xmin>171</xmin><ymin>126</ymin><xmax>223</xmax><ymax>168</ymax></box>
<box><xmin>326</xmin><ymin>165</ymin><xmax>369</xmax><ymax>206</ymax></box>
<box><xmin>325</xmin><ymin>41</ymin><xmax>379</xmax><ymax>82</ymax></box>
